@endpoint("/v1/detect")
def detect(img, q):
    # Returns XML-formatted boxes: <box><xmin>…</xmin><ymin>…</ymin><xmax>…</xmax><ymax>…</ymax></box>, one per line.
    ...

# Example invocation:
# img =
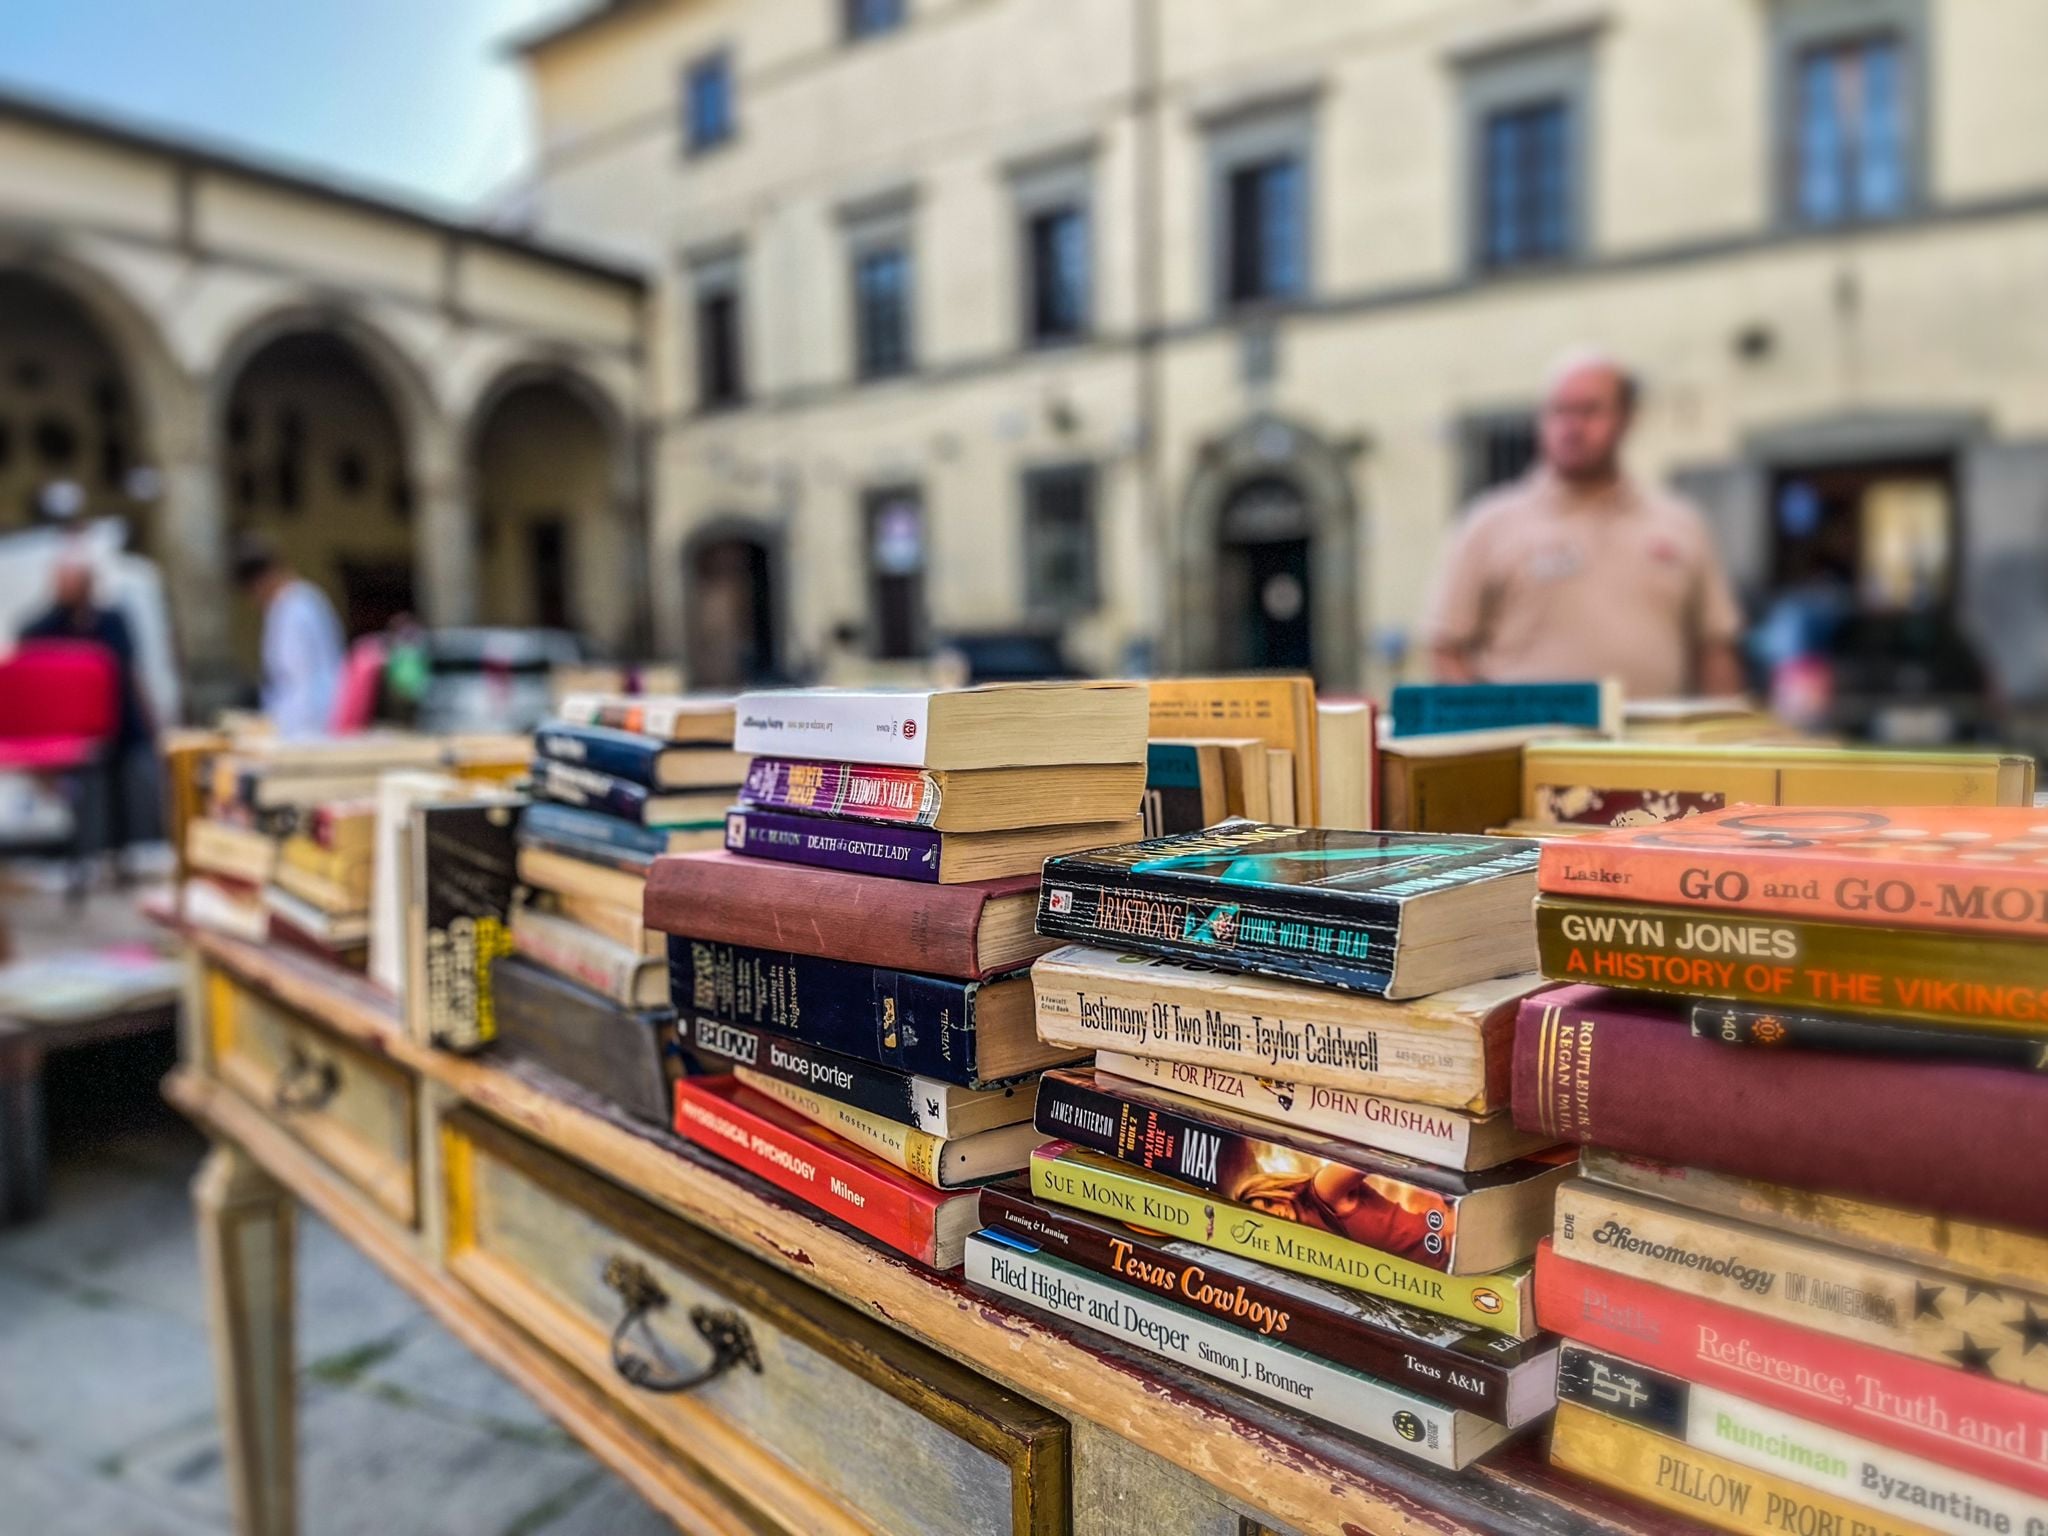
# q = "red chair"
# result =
<box><xmin>0</xmin><ymin>641</ymin><xmax>121</xmax><ymax>903</ymax></box>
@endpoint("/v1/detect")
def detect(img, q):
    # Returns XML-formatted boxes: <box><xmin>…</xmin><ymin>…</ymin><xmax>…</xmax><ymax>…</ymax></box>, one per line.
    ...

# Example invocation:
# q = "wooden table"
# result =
<box><xmin>168</xmin><ymin>928</ymin><xmax>1686</xmax><ymax>1536</ymax></box>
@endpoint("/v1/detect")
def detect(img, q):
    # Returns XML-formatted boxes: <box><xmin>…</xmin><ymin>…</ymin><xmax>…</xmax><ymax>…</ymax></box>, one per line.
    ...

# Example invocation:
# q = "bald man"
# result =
<box><xmin>1425</xmin><ymin>352</ymin><xmax>1745</xmax><ymax>699</ymax></box>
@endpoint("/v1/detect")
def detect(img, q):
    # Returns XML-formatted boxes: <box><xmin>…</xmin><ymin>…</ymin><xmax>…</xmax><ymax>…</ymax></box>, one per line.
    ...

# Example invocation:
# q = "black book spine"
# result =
<box><xmin>1689</xmin><ymin>1001</ymin><xmax>2048</xmax><ymax>1072</ymax></box>
<box><xmin>493</xmin><ymin>956</ymin><xmax>677</xmax><ymax>1123</ymax></box>
<box><xmin>979</xmin><ymin>1185</ymin><xmax>1541</xmax><ymax>1422</ymax></box>
<box><xmin>680</xmin><ymin>1015</ymin><xmax>919</xmax><ymax>1121</ymax></box>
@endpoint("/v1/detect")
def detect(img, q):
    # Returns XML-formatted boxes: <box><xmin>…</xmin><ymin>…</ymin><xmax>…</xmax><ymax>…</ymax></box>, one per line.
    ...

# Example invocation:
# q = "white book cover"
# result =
<box><xmin>733</xmin><ymin>689</ymin><xmax>935</xmax><ymax>767</ymax></box>
<box><xmin>966</xmin><ymin>1233</ymin><xmax>1506</xmax><ymax>1469</ymax></box>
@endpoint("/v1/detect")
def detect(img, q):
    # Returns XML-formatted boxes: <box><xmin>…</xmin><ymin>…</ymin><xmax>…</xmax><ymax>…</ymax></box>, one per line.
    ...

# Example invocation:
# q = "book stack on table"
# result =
<box><xmin>651</xmin><ymin>681</ymin><xmax>1150</xmax><ymax>1268</ymax></box>
<box><xmin>966</xmin><ymin>821</ymin><xmax>1571</xmax><ymax>1470</ymax></box>
<box><xmin>493</xmin><ymin>695</ymin><xmax>741</xmax><ymax>1122</ymax></box>
<box><xmin>1522</xmin><ymin>801</ymin><xmax>2048</xmax><ymax>1534</ymax></box>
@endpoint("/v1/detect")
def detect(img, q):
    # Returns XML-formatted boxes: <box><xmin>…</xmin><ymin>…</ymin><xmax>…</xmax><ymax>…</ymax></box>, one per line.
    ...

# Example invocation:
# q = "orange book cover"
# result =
<box><xmin>1537</xmin><ymin>805</ymin><xmax>2048</xmax><ymax>936</ymax></box>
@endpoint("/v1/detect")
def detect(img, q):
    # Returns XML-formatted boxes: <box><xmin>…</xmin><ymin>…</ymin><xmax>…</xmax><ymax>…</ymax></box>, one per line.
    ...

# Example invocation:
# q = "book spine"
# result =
<box><xmin>723</xmin><ymin>808</ymin><xmax>942</xmax><ymax>881</ymax></box>
<box><xmin>1029</xmin><ymin>1145</ymin><xmax>1533</xmax><ymax>1335</ymax></box>
<box><xmin>1512</xmin><ymin>989</ymin><xmax>2048</xmax><ymax>1235</ymax></box>
<box><xmin>415</xmin><ymin>806</ymin><xmax>519</xmax><ymax>1052</ymax></box>
<box><xmin>532</xmin><ymin>761</ymin><xmax>651</xmax><ymax>822</ymax></box>
<box><xmin>979</xmin><ymin>1185</ymin><xmax>1535</xmax><ymax>1422</ymax></box>
<box><xmin>1094</xmin><ymin>1051</ymin><xmax>1479</xmax><ymax>1165</ymax></box>
<box><xmin>667</xmin><ymin>936</ymin><xmax>992</xmax><ymax>1087</ymax></box>
<box><xmin>1390</xmin><ymin>682</ymin><xmax>1605</xmax><ymax>738</ymax></box>
<box><xmin>1534</xmin><ymin>897</ymin><xmax>2048</xmax><ymax>1033</ymax></box>
<box><xmin>740</xmin><ymin>759</ymin><xmax>943</xmax><ymax>827</ymax></box>
<box><xmin>1033</xmin><ymin>1071</ymin><xmax>1465</xmax><ymax>1272</ymax></box>
<box><xmin>734</xmin><ymin>692</ymin><xmax>932</xmax><ymax>768</ymax></box>
<box><xmin>535</xmin><ymin>726</ymin><xmax>661</xmax><ymax>786</ymax></box>
<box><xmin>1548</xmin><ymin>1402</ymin><xmax>1936</xmax><ymax>1536</ymax></box>
<box><xmin>1689</xmin><ymin>1000</ymin><xmax>2048</xmax><ymax>1071</ymax></box>
<box><xmin>966</xmin><ymin>1234</ymin><xmax>1494</xmax><ymax>1468</ymax></box>
<box><xmin>671</xmin><ymin>1080</ymin><xmax>943</xmax><ymax>1265</ymax></box>
<box><xmin>524</xmin><ymin>802</ymin><xmax>668</xmax><ymax>860</ymax></box>
<box><xmin>734</xmin><ymin>1067</ymin><xmax>943</xmax><ymax>1185</ymax></box>
<box><xmin>683</xmin><ymin>1015</ymin><xmax>929</xmax><ymax>1125</ymax></box>
<box><xmin>508</xmin><ymin>910</ymin><xmax>644</xmax><ymax>1005</ymax></box>
<box><xmin>1029</xmin><ymin>955</ymin><xmax>1495</xmax><ymax>1111</ymax></box>
<box><xmin>1552</xmin><ymin>1179</ymin><xmax>2048</xmax><ymax>1393</ymax></box>
<box><xmin>1536</xmin><ymin>1242</ymin><xmax>2048</xmax><ymax>1497</ymax></box>
<box><xmin>1556</xmin><ymin>1344</ymin><xmax>2042</xmax><ymax>1536</ymax></box>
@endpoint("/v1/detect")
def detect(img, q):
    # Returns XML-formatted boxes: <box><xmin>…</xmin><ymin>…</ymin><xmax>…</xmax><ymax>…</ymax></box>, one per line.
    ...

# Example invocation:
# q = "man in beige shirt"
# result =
<box><xmin>1425</xmin><ymin>351</ymin><xmax>1745</xmax><ymax>699</ymax></box>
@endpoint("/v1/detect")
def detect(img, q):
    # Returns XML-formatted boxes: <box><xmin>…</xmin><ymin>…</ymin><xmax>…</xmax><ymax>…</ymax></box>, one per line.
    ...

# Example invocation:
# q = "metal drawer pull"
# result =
<box><xmin>603</xmin><ymin>1256</ymin><xmax>761</xmax><ymax>1394</ymax></box>
<box><xmin>273</xmin><ymin>1043</ymin><xmax>340</xmax><ymax>1113</ymax></box>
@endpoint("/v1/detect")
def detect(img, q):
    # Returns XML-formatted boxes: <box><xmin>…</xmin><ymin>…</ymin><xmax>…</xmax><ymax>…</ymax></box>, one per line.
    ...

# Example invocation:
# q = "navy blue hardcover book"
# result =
<box><xmin>531</xmin><ymin>759</ymin><xmax>655</xmax><ymax>822</ymax></box>
<box><xmin>666</xmin><ymin>935</ymin><xmax>1044</xmax><ymax>1088</ymax></box>
<box><xmin>1389</xmin><ymin>681</ymin><xmax>1611</xmax><ymax>738</ymax></box>
<box><xmin>533</xmin><ymin>722</ymin><xmax>668</xmax><ymax>786</ymax></box>
<box><xmin>522</xmin><ymin>801</ymin><xmax>671</xmax><ymax>861</ymax></box>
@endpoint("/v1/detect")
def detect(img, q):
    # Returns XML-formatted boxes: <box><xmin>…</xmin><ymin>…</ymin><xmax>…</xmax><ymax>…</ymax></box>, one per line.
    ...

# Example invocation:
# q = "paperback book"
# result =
<box><xmin>740</xmin><ymin>757</ymin><xmax>1145</xmax><ymax>834</ymax></box>
<box><xmin>530</xmin><ymin>757</ymin><xmax>729</xmax><ymax>827</ymax></box>
<box><xmin>723</xmin><ymin>805</ymin><xmax>1142</xmax><ymax>885</ymax></box>
<box><xmin>732</xmin><ymin>681</ymin><xmax>1149</xmax><ymax>771</ymax></box>
<box><xmin>734</xmin><ymin>1067</ymin><xmax>1040</xmax><ymax>1187</ymax></box>
<box><xmin>1389</xmin><ymin>680</ymin><xmax>1616</xmax><ymax>739</ymax></box>
<box><xmin>404</xmin><ymin>799</ymin><xmax>520</xmax><ymax>1052</ymax></box>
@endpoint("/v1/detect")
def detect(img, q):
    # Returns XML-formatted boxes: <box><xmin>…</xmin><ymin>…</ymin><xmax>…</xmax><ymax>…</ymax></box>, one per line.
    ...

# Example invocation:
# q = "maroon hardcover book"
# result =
<box><xmin>1512</xmin><ymin>983</ymin><xmax>2048</xmax><ymax>1231</ymax></box>
<box><xmin>642</xmin><ymin>852</ymin><xmax>1047</xmax><ymax>981</ymax></box>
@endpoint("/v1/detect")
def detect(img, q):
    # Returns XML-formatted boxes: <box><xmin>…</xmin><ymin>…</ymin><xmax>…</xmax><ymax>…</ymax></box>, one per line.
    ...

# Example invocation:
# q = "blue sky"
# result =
<box><xmin>0</xmin><ymin>0</ymin><xmax>586</xmax><ymax>212</ymax></box>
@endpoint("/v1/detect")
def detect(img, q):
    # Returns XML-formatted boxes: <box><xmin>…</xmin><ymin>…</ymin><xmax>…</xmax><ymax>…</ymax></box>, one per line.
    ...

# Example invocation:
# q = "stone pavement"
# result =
<box><xmin>0</xmin><ymin>869</ymin><xmax>675</xmax><ymax>1535</ymax></box>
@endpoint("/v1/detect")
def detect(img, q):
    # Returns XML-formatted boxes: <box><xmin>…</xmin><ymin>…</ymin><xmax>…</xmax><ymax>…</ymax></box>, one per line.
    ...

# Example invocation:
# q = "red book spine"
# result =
<box><xmin>1535</xmin><ymin>1242</ymin><xmax>2048</xmax><ymax>1498</ymax></box>
<box><xmin>644</xmin><ymin>851</ymin><xmax>1033</xmax><ymax>980</ymax></box>
<box><xmin>672</xmin><ymin>1076</ymin><xmax>954</xmax><ymax>1266</ymax></box>
<box><xmin>1511</xmin><ymin>984</ymin><xmax>2048</xmax><ymax>1232</ymax></box>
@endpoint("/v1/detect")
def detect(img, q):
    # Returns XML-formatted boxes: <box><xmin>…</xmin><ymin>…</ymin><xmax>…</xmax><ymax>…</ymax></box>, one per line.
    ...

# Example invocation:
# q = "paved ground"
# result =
<box><xmin>0</xmin><ymin>866</ymin><xmax>674</xmax><ymax>1534</ymax></box>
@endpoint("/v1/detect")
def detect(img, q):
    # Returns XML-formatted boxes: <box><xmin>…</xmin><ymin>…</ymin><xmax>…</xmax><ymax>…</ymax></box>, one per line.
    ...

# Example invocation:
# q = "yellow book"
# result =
<box><xmin>1148</xmin><ymin>676</ymin><xmax>1319</xmax><ymax>823</ymax></box>
<box><xmin>1028</xmin><ymin>1144</ymin><xmax>1534</xmax><ymax>1336</ymax></box>
<box><xmin>1550</xmin><ymin>1402</ymin><xmax>1941</xmax><ymax>1536</ymax></box>
<box><xmin>734</xmin><ymin>1068</ymin><xmax>1039</xmax><ymax>1189</ymax></box>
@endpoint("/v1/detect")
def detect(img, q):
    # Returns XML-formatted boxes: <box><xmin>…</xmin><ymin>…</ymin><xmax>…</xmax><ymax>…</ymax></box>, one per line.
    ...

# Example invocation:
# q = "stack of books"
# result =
<box><xmin>264</xmin><ymin>798</ymin><xmax>376</xmax><ymax>961</ymax></box>
<box><xmin>494</xmin><ymin>695</ymin><xmax>741</xmax><ymax>1121</ymax></box>
<box><xmin>966</xmin><ymin>820</ymin><xmax>1570</xmax><ymax>1469</ymax></box>
<box><xmin>653</xmin><ymin>680</ymin><xmax>1150</xmax><ymax>1267</ymax></box>
<box><xmin>1522</xmin><ymin>804</ymin><xmax>2048</xmax><ymax>1533</ymax></box>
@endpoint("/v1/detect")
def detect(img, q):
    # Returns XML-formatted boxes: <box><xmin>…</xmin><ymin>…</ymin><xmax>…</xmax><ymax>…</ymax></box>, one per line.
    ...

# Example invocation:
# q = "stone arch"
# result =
<box><xmin>1178</xmin><ymin>413</ymin><xmax>1362</xmax><ymax>690</ymax></box>
<box><xmin>682</xmin><ymin>515</ymin><xmax>785</xmax><ymax>689</ymax></box>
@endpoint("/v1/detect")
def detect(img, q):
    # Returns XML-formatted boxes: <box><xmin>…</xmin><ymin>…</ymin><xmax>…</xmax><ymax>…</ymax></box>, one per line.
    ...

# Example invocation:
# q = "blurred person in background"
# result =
<box><xmin>1425</xmin><ymin>348</ymin><xmax>1745</xmax><ymax>700</ymax></box>
<box><xmin>233</xmin><ymin>536</ymin><xmax>344</xmax><ymax>737</ymax></box>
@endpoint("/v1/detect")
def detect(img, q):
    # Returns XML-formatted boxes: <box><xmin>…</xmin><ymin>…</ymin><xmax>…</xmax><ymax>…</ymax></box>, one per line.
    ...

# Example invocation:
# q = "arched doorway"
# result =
<box><xmin>1217</xmin><ymin>475</ymin><xmax>1313</xmax><ymax>670</ymax></box>
<box><xmin>469</xmin><ymin>372</ymin><xmax>626</xmax><ymax>647</ymax></box>
<box><xmin>0</xmin><ymin>271</ymin><xmax>155</xmax><ymax>538</ymax></box>
<box><xmin>684</xmin><ymin>521</ymin><xmax>781</xmax><ymax>688</ymax></box>
<box><xmin>216</xmin><ymin>328</ymin><xmax>418</xmax><ymax>665</ymax></box>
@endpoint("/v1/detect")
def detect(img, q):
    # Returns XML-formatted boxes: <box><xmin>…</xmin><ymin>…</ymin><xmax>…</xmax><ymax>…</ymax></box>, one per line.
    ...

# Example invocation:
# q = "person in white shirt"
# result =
<box><xmin>233</xmin><ymin>537</ymin><xmax>345</xmax><ymax>737</ymax></box>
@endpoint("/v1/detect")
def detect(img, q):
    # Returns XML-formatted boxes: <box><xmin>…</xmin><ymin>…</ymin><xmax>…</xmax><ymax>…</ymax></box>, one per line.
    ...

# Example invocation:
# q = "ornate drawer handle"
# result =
<box><xmin>273</xmin><ymin>1044</ymin><xmax>340</xmax><ymax>1113</ymax></box>
<box><xmin>603</xmin><ymin>1255</ymin><xmax>761</xmax><ymax>1394</ymax></box>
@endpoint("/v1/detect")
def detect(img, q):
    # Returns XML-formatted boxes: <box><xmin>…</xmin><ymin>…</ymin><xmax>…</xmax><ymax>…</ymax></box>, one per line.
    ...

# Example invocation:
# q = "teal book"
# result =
<box><xmin>1389</xmin><ymin>681</ymin><xmax>1614</xmax><ymax>738</ymax></box>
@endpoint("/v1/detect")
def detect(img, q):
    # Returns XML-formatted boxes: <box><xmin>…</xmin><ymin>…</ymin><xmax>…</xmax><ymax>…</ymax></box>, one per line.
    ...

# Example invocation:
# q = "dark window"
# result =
<box><xmin>1025</xmin><ymin>204</ymin><xmax>1089</xmax><ymax>344</ymax></box>
<box><xmin>100</xmin><ymin>431</ymin><xmax>128</xmax><ymax>491</ymax></box>
<box><xmin>696</xmin><ymin>286</ymin><xmax>745</xmax><ymax>407</ymax></box>
<box><xmin>864</xmin><ymin>486</ymin><xmax>927</xmax><ymax>658</ymax></box>
<box><xmin>844</xmin><ymin>0</ymin><xmax>904</xmax><ymax>41</ymax></box>
<box><xmin>274</xmin><ymin>408</ymin><xmax>304</xmax><ymax>513</ymax></box>
<box><xmin>1460</xmin><ymin>415</ymin><xmax>1539</xmax><ymax>502</ymax></box>
<box><xmin>853</xmin><ymin>244</ymin><xmax>912</xmax><ymax>379</ymax></box>
<box><xmin>1023</xmin><ymin>464</ymin><xmax>1097</xmax><ymax>617</ymax></box>
<box><xmin>1226</xmin><ymin>156</ymin><xmax>1305</xmax><ymax>305</ymax></box>
<box><xmin>1793</xmin><ymin>35</ymin><xmax>1908</xmax><ymax>225</ymax></box>
<box><xmin>32</xmin><ymin>415</ymin><xmax>78</xmax><ymax>468</ymax></box>
<box><xmin>1480</xmin><ymin>100</ymin><xmax>1572</xmax><ymax>268</ymax></box>
<box><xmin>684</xmin><ymin>53</ymin><xmax>734</xmax><ymax>153</ymax></box>
<box><xmin>528</xmin><ymin>517</ymin><xmax>571</xmax><ymax>630</ymax></box>
<box><xmin>335</xmin><ymin>448</ymin><xmax>368</xmax><ymax>495</ymax></box>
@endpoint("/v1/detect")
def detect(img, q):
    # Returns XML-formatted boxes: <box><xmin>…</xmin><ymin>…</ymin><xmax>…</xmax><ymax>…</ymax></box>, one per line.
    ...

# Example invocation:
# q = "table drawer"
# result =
<box><xmin>441</xmin><ymin>1110</ymin><xmax>1067</xmax><ymax>1536</ymax></box>
<box><xmin>208</xmin><ymin>971</ymin><xmax>418</xmax><ymax>1227</ymax></box>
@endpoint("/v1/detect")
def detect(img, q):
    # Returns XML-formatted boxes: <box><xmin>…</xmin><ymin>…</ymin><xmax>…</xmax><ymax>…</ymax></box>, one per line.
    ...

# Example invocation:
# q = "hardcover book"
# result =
<box><xmin>683</xmin><ymin>1016</ymin><xmax>1037</xmax><ymax>1138</ymax></box>
<box><xmin>722</xmin><ymin>806</ymin><xmax>1144</xmax><ymax>885</ymax></box>
<box><xmin>491</xmin><ymin>955</ymin><xmax>676</xmax><ymax>1123</ymax></box>
<box><xmin>1535</xmin><ymin>893</ymin><xmax>2048</xmax><ymax>1031</ymax></box>
<box><xmin>1538</xmin><ymin>803</ymin><xmax>2048</xmax><ymax>936</ymax></box>
<box><xmin>525</xmin><ymin>801</ymin><xmax>724</xmax><ymax>862</ymax></box>
<box><xmin>186</xmin><ymin>817</ymin><xmax>278</xmax><ymax>885</ymax></box>
<box><xmin>672</xmin><ymin>1076</ymin><xmax>983</xmax><ymax>1267</ymax></box>
<box><xmin>734</xmin><ymin>1067</ymin><xmax>1040</xmax><ymax>1188</ymax></box>
<box><xmin>1389</xmin><ymin>680</ymin><xmax>1617</xmax><ymax>739</ymax></box>
<box><xmin>534</xmin><ymin>721</ymin><xmax>748</xmax><ymax>790</ymax></box>
<box><xmin>643</xmin><ymin>853</ymin><xmax>1049</xmax><ymax>979</ymax></box>
<box><xmin>740</xmin><ymin>757</ymin><xmax>1146</xmax><ymax>834</ymax></box>
<box><xmin>1035</xmin><ymin>821</ymin><xmax>1540</xmax><ymax>997</ymax></box>
<box><xmin>1512</xmin><ymin>984</ymin><xmax>2048</xmax><ymax>1232</ymax></box>
<box><xmin>1551</xmin><ymin>1178</ymin><xmax>2048</xmax><ymax>1392</ymax></box>
<box><xmin>1556</xmin><ymin>1342</ymin><xmax>2042</xmax><ymax>1536</ymax></box>
<box><xmin>1690</xmin><ymin>998</ymin><xmax>2048</xmax><ymax>1071</ymax></box>
<box><xmin>1033</xmin><ymin>1067</ymin><xmax>1571</xmax><ymax>1274</ymax></box>
<box><xmin>980</xmin><ymin>1182</ymin><xmax>1557</xmax><ymax>1425</ymax></box>
<box><xmin>530</xmin><ymin>758</ymin><xmax>731</xmax><ymax>827</ymax></box>
<box><xmin>1535</xmin><ymin>1242</ymin><xmax>2048</xmax><ymax>1499</ymax></box>
<box><xmin>732</xmin><ymin>681</ymin><xmax>1149</xmax><ymax>771</ymax></box>
<box><xmin>404</xmin><ymin>799</ymin><xmax>520</xmax><ymax>1052</ymax></box>
<box><xmin>966</xmin><ymin>1232</ymin><xmax>1512</xmax><ymax>1467</ymax></box>
<box><xmin>1030</xmin><ymin>945</ymin><xmax>1533</xmax><ymax>1112</ymax></box>
<box><xmin>1548</xmin><ymin>1402</ymin><xmax>1935</xmax><ymax>1536</ymax></box>
<box><xmin>1092</xmin><ymin>1050</ymin><xmax>1555</xmax><ymax>1170</ymax></box>
<box><xmin>668</xmin><ymin>935</ymin><xmax>1067</xmax><ymax>1088</ymax></box>
<box><xmin>1378</xmin><ymin>728</ymin><xmax>1568</xmax><ymax>836</ymax></box>
<box><xmin>1030</xmin><ymin>1143</ymin><xmax>1537</xmax><ymax>1336</ymax></box>
<box><xmin>1147</xmin><ymin>676</ymin><xmax>1319</xmax><ymax>822</ymax></box>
